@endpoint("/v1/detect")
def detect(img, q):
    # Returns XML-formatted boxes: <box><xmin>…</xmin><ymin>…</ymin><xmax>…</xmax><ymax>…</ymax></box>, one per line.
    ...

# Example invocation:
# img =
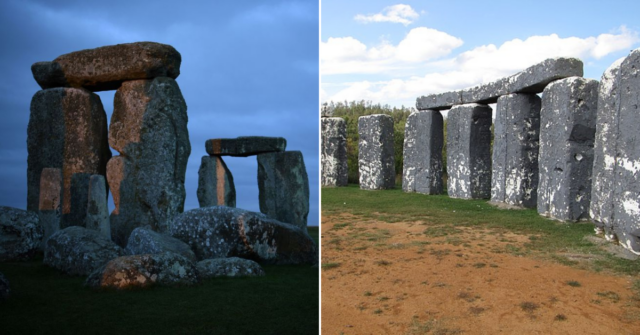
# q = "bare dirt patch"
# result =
<box><xmin>322</xmin><ymin>213</ymin><xmax>640</xmax><ymax>334</ymax></box>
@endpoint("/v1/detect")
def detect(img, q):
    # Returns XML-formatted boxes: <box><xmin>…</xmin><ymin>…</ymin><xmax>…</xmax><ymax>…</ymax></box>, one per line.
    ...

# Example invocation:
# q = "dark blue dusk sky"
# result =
<box><xmin>0</xmin><ymin>0</ymin><xmax>320</xmax><ymax>226</ymax></box>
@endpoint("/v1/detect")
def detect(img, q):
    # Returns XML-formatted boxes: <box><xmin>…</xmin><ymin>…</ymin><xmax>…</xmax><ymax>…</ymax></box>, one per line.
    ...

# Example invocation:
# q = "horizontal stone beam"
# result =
<box><xmin>205</xmin><ymin>136</ymin><xmax>286</xmax><ymax>157</ymax></box>
<box><xmin>416</xmin><ymin>57</ymin><xmax>583</xmax><ymax>110</ymax></box>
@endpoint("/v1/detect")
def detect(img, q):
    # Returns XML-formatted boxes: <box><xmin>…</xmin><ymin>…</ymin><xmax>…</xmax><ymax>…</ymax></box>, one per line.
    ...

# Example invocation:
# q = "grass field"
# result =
<box><xmin>0</xmin><ymin>226</ymin><xmax>319</xmax><ymax>335</ymax></box>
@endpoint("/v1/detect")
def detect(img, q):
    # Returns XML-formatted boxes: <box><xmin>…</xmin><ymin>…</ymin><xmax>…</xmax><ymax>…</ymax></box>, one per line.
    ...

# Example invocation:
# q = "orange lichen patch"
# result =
<box><xmin>38</xmin><ymin>168</ymin><xmax>62</xmax><ymax>211</ymax></box>
<box><xmin>215</xmin><ymin>156</ymin><xmax>226</xmax><ymax>205</ymax></box>
<box><xmin>209</xmin><ymin>139</ymin><xmax>222</xmax><ymax>155</ymax></box>
<box><xmin>106</xmin><ymin>157</ymin><xmax>125</xmax><ymax>214</ymax></box>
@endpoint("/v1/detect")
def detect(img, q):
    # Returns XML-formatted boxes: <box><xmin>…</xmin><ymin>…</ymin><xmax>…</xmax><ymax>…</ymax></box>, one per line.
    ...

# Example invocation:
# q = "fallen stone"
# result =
<box><xmin>197</xmin><ymin>156</ymin><xmax>236</xmax><ymax>208</ymax></box>
<box><xmin>205</xmin><ymin>136</ymin><xmax>286</xmax><ymax>157</ymax></box>
<box><xmin>446</xmin><ymin>104</ymin><xmax>493</xmax><ymax>199</ymax></box>
<box><xmin>416</xmin><ymin>57</ymin><xmax>584</xmax><ymax>110</ymax></box>
<box><xmin>0</xmin><ymin>206</ymin><xmax>43</xmax><ymax>261</ymax></box>
<box><xmin>491</xmin><ymin>93</ymin><xmax>541</xmax><ymax>208</ymax></box>
<box><xmin>38</xmin><ymin>168</ymin><xmax>62</xmax><ymax>249</ymax></box>
<box><xmin>197</xmin><ymin>257</ymin><xmax>265</xmax><ymax>278</ymax></box>
<box><xmin>402</xmin><ymin>110</ymin><xmax>444</xmax><ymax>195</ymax></box>
<box><xmin>537</xmin><ymin>77</ymin><xmax>598</xmax><ymax>221</ymax></box>
<box><xmin>170</xmin><ymin>207</ymin><xmax>317</xmax><ymax>265</ymax></box>
<box><xmin>358</xmin><ymin>114</ymin><xmax>395</xmax><ymax>190</ymax></box>
<box><xmin>107</xmin><ymin>77</ymin><xmax>190</xmax><ymax>246</ymax></box>
<box><xmin>257</xmin><ymin>151</ymin><xmax>310</xmax><ymax>231</ymax></box>
<box><xmin>27</xmin><ymin>87</ymin><xmax>111</xmax><ymax>213</ymax></box>
<box><xmin>321</xmin><ymin>117</ymin><xmax>348</xmax><ymax>187</ymax></box>
<box><xmin>44</xmin><ymin>226</ymin><xmax>124</xmax><ymax>275</ymax></box>
<box><xmin>0</xmin><ymin>272</ymin><xmax>9</xmax><ymax>301</ymax></box>
<box><xmin>85</xmin><ymin>252</ymin><xmax>198</xmax><ymax>289</ymax></box>
<box><xmin>85</xmin><ymin>175</ymin><xmax>110</xmax><ymax>238</ymax></box>
<box><xmin>31</xmin><ymin>42</ymin><xmax>181</xmax><ymax>92</ymax></box>
<box><xmin>125</xmin><ymin>227</ymin><xmax>196</xmax><ymax>262</ymax></box>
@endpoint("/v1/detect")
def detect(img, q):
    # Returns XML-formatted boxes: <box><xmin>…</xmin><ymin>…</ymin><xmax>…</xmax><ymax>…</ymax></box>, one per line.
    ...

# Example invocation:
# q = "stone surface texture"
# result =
<box><xmin>491</xmin><ymin>93</ymin><xmax>541</xmax><ymax>208</ymax></box>
<box><xmin>537</xmin><ymin>77</ymin><xmax>598</xmax><ymax>221</ymax></box>
<box><xmin>402</xmin><ymin>110</ymin><xmax>444</xmax><ymax>195</ymax></box>
<box><xmin>205</xmin><ymin>137</ymin><xmax>286</xmax><ymax>157</ymax></box>
<box><xmin>107</xmin><ymin>77</ymin><xmax>190</xmax><ymax>246</ymax></box>
<box><xmin>358</xmin><ymin>114</ymin><xmax>395</xmax><ymax>190</ymax></box>
<box><xmin>0</xmin><ymin>272</ymin><xmax>8</xmax><ymax>301</ymax></box>
<box><xmin>416</xmin><ymin>57</ymin><xmax>583</xmax><ymax>110</ymax></box>
<box><xmin>31</xmin><ymin>42</ymin><xmax>181</xmax><ymax>92</ymax></box>
<box><xmin>27</xmin><ymin>87</ymin><xmax>111</xmax><ymax>213</ymax></box>
<box><xmin>0</xmin><ymin>206</ymin><xmax>43</xmax><ymax>261</ymax></box>
<box><xmin>257</xmin><ymin>151</ymin><xmax>310</xmax><ymax>230</ymax></box>
<box><xmin>321</xmin><ymin>117</ymin><xmax>348</xmax><ymax>187</ymax></box>
<box><xmin>170</xmin><ymin>207</ymin><xmax>317</xmax><ymax>265</ymax></box>
<box><xmin>85</xmin><ymin>252</ymin><xmax>198</xmax><ymax>289</ymax></box>
<box><xmin>63</xmin><ymin>173</ymin><xmax>91</xmax><ymax>228</ymax></box>
<box><xmin>446</xmin><ymin>104</ymin><xmax>493</xmax><ymax>199</ymax></box>
<box><xmin>197</xmin><ymin>156</ymin><xmax>236</xmax><ymax>208</ymax></box>
<box><xmin>125</xmin><ymin>227</ymin><xmax>196</xmax><ymax>262</ymax></box>
<box><xmin>44</xmin><ymin>226</ymin><xmax>124</xmax><ymax>275</ymax></box>
<box><xmin>197</xmin><ymin>257</ymin><xmax>265</xmax><ymax>278</ymax></box>
<box><xmin>38</xmin><ymin>168</ymin><xmax>62</xmax><ymax>248</ymax></box>
<box><xmin>85</xmin><ymin>175</ymin><xmax>110</xmax><ymax>237</ymax></box>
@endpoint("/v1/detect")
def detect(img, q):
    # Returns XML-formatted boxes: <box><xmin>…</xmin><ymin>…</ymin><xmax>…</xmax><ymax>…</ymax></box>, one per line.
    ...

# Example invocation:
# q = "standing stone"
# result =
<box><xmin>538</xmin><ymin>77</ymin><xmax>598</xmax><ymax>221</ymax></box>
<box><xmin>85</xmin><ymin>175</ymin><xmax>110</xmax><ymax>238</ymax></box>
<box><xmin>38</xmin><ymin>168</ymin><xmax>62</xmax><ymax>249</ymax></box>
<box><xmin>321</xmin><ymin>117</ymin><xmax>348</xmax><ymax>187</ymax></box>
<box><xmin>197</xmin><ymin>156</ymin><xmax>236</xmax><ymax>208</ymax></box>
<box><xmin>491</xmin><ymin>94</ymin><xmax>541</xmax><ymax>208</ymax></box>
<box><xmin>257</xmin><ymin>151</ymin><xmax>309</xmax><ymax>231</ymax></box>
<box><xmin>402</xmin><ymin>110</ymin><xmax>444</xmax><ymax>195</ymax></box>
<box><xmin>358</xmin><ymin>114</ymin><xmax>395</xmax><ymax>190</ymax></box>
<box><xmin>62</xmin><ymin>173</ymin><xmax>91</xmax><ymax>228</ymax></box>
<box><xmin>446</xmin><ymin>104</ymin><xmax>492</xmax><ymax>199</ymax></box>
<box><xmin>27</xmin><ymin>87</ymin><xmax>111</xmax><ymax>213</ymax></box>
<box><xmin>107</xmin><ymin>77</ymin><xmax>190</xmax><ymax>246</ymax></box>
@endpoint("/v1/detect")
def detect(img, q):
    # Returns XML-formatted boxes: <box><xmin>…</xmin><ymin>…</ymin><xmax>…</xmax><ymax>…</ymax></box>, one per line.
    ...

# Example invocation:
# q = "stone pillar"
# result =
<box><xmin>86</xmin><ymin>175</ymin><xmax>110</xmax><ymax>238</ymax></box>
<box><xmin>257</xmin><ymin>151</ymin><xmax>309</xmax><ymax>231</ymax></box>
<box><xmin>446</xmin><ymin>103</ymin><xmax>492</xmax><ymax>199</ymax></box>
<box><xmin>402</xmin><ymin>110</ymin><xmax>443</xmax><ymax>195</ymax></box>
<box><xmin>321</xmin><ymin>117</ymin><xmax>348</xmax><ymax>187</ymax></box>
<box><xmin>27</xmin><ymin>87</ymin><xmax>111</xmax><ymax>213</ymax></box>
<box><xmin>491</xmin><ymin>94</ymin><xmax>541</xmax><ymax>208</ymax></box>
<box><xmin>107</xmin><ymin>77</ymin><xmax>190</xmax><ymax>246</ymax></box>
<box><xmin>197</xmin><ymin>156</ymin><xmax>236</xmax><ymax>208</ymax></box>
<box><xmin>38</xmin><ymin>168</ymin><xmax>62</xmax><ymax>249</ymax></box>
<box><xmin>538</xmin><ymin>77</ymin><xmax>598</xmax><ymax>221</ymax></box>
<box><xmin>358</xmin><ymin>114</ymin><xmax>395</xmax><ymax>190</ymax></box>
<box><xmin>62</xmin><ymin>173</ymin><xmax>91</xmax><ymax>229</ymax></box>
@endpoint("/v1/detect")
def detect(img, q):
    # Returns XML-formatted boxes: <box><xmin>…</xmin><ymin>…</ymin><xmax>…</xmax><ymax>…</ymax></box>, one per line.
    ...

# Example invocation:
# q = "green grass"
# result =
<box><xmin>0</xmin><ymin>227</ymin><xmax>319</xmax><ymax>335</ymax></box>
<box><xmin>322</xmin><ymin>185</ymin><xmax>640</xmax><ymax>276</ymax></box>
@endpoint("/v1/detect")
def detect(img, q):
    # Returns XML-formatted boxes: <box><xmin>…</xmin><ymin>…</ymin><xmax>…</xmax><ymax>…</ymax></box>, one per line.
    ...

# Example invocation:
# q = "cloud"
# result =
<box><xmin>354</xmin><ymin>4</ymin><xmax>419</xmax><ymax>26</ymax></box>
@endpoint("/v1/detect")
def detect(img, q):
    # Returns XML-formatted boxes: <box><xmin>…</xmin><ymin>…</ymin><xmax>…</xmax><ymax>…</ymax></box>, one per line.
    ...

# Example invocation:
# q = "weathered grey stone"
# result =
<box><xmin>197</xmin><ymin>156</ymin><xmax>236</xmax><ymax>208</ymax></box>
<box><xmin>107</xmin><ymin>77</ymin><xmax>190</xmax><ymax>247</ymax></box>
<box><xmin>257</xmin><ymin>151</ymin><xmax>309</xmax><ymax>230</ymax></box>
<box><xmin>358</xmin><ymin>114</ymin><xmax>395</xmax><ymax>190</ymax></box>
<box><xmin>446</xmin><ymin>104</ymin><xmax>492</xmax><ymax>199</ymax></box>
<box><xmin>321</xmin><ymin>117</ymin><xmax>348</xmax><ymax>187</ymax></box>
<box><xmin>44</xmin><ymin>226</ymin><xmax>124</xmax><ymax>275</ymax></box>
<box><xmin>197</xmin><ymin>257</ymin><xmax>265</xmax><ymax>278</ymax></box>
<box><xmin>85</xmin><ymin>175</ymin><xmax>110</xmax><ymax>238</ymax></box>
<box><xmin>0</xmin><ymin>272</ymin><xmax>9</xmax><ymax>301</ymax></box>
<box><xmin>491</xmin><ymin>93</ymin><xmax>541</xmax><ymax>208</ymax></box>
<box><xmin>27</xmin><ymin>87</ymin><xmax>111</xmax><ymax>213</ymax></box>
<box><xmin>0</xmin><ymin>206</ymin><xmax>43</xmax><ymax>261</ymax></box>
<box><xmin>38</xmin><ymin>168</ymin><xmax>62</xmax><ymax>249</ymax></box>
<box><xmin>205</xmin><ymin>136</ymin><xmax>286</xmax><ymax>157</ymax></box>
<box><xmin>402</xmin><ymin>110</ymin><xmax>444</xmax><ymax>195</ymax></box>
<box><xmin>31</xmin><ymin>42</ymin><xmax>181</xmax><ymax>92</ymax></box>
<box><xmin>125</xmin><ymin>227</ymin><xmax>196</xmax><ymax>262</ymax></box>
<box><xmin>170</xmin><ymin>207</ymin><xmax>317</xmax><ymax>265</ymax></box>
<box><xmin>416</xmin><ymin>58</ymin><xmax>583</xmax><ymax>110</ymax></box>
<box><xmin>62</xmin><ymin>172</ymin><xmax>91</xmax><ymax>229</ymax></box>
<box><xmin>85</xmin><ymin>252</ymin><xmax>198</xmax><ymax>289</ymax></box>
<box><xmin>537</xmin><ymin>77</ymin><xmax>598</xmax><ymax>221</ymax></box>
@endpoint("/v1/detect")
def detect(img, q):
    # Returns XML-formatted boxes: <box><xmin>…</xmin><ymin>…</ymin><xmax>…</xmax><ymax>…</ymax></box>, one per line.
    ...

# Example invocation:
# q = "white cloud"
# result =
<box><xmin>396</xmin><ymin>27</ymin><xmax>463</xmax><ymax>62</ymax></box>
<box><xmin>354</xmin><ymin>4</ymin><xmax>419</xmax><ymax>26</ymax></box>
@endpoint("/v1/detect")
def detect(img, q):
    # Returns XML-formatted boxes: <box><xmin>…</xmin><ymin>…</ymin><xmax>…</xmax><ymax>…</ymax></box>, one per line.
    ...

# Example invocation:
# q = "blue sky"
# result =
<box><xmin>321</xmin><ymin>1</ymin><xmax>640</xmax><ymax>109</ymax></box>
<box><xmin>0</xmin><ymin>0</ymin><xmax>319</xmax><ymax>226</ymax></box>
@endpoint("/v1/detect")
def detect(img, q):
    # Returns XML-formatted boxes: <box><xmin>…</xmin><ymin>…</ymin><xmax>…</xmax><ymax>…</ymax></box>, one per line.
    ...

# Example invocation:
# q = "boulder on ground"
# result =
<box><xmin>0</xmin><ymin>272</ymin><xmax>9</xmax><ymax>301</ymax></box>
<box><xmin>44</xmin><ymin>226</ymin><xmax>123</xmax><ymax>275</ymax></box>
<box><xmin>170</xmin><ymin>206</ymin><xmax>317</xmax><ymax>265</ymax></box>
<box><xmin>0</xmin><ymin>206</ymin><xmax>43</xmax><ymax>261</ymax></box>
<box><xmin>197</xmin><ymin>257</ymin><xmax>265</xmax><ymax>278</ymax></box>
<box><xmin>125</xmin><ymin>227</ymin><xmax>196</xmax><ymax>262</ymax></box>
<box><xmin>85</xmin><ymin>252</ymin><xmax>198</xmax><ymax>289</ymax></box>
